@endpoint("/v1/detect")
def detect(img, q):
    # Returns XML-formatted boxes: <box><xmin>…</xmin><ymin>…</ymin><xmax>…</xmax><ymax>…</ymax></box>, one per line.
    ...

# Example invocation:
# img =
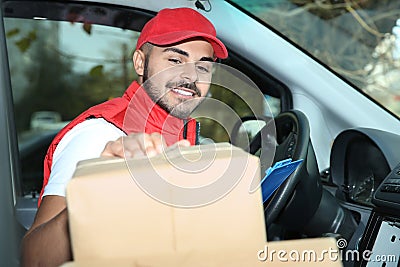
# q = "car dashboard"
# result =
<box><xmin>329</xmin><ymin>128</ymin><xmax>400</xmax><ymax>266</ymax></box>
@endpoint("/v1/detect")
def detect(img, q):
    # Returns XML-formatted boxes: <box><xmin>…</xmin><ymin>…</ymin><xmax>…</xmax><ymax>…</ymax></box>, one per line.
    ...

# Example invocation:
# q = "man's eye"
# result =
<box><xmin>196</xmin><ymin>66</ymin><xmax>209</xmax><ymax>73</ymax></box>
<box><xmin>168</xmin><ymin>58</ymin><xmax>181</xmax><ymax>64</ymax></box>
<box><xmin>195</xmin><ymin>63</ymin><xmax>211</xmax><ymax>74</ymax></box>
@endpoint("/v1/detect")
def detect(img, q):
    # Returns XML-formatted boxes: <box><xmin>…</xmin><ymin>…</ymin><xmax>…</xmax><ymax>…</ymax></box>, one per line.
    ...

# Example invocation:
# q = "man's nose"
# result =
<box><xmin>179</xmin><ymin>63</ymin><xmax>198</xmax><ymax>82</ymax></box>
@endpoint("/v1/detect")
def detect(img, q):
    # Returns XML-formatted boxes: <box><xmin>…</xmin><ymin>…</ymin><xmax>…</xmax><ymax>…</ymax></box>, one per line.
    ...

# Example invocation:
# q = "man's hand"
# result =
<box><xmin>101</xmin><ymin>132</ymin><xmax>190</xmax><ymax>158</ymax></box>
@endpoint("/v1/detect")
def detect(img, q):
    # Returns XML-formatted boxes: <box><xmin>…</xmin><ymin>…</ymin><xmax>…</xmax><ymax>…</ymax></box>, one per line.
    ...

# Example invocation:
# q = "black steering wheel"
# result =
<box><xmin>232</xmin><ymin>110</ymin><xmax>322</xmax><ymax>230</ymax></box>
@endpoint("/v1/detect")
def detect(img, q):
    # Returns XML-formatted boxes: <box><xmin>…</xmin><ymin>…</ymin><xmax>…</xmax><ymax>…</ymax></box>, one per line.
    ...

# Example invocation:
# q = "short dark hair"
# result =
<box><xmin>141</xmin><ymin>43</ymin><xmax>153</xmax><ymax>83</ymax></box>
<box><xmin>140</xmin><ymin>42</ymin><xmax>153</xmax><ymax>55</ymax></box>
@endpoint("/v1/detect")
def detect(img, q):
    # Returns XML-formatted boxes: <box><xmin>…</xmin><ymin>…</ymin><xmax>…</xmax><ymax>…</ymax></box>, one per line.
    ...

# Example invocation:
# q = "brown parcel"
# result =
<box><xmin>64</xmin><ymin>143</ymin><xmax>343</xmax><ymax>266</ymax></box>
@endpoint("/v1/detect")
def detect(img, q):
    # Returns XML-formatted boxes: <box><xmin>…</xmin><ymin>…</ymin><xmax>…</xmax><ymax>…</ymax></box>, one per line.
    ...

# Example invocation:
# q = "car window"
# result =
<box><xmin>4</xmin><ymin>2</ymin><xmax>282</xmax><ymax>197</ymax></box>
<box><xmin>5</xmin><ymin>15</ymin><xmax>139</xmax><ymax>196</ymax></box>
<box><xmin>230</xmin><ymin>0</ymin><xmax>400</xmax><ymax>119</ymax></box>
<box><xmin>194</xmin><ymin>88</ymin><xmax>280</xmax><ymax>144</ymax></box>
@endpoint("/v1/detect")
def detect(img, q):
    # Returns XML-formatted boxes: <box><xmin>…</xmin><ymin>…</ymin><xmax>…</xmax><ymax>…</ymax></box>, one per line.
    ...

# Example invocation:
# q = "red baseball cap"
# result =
<box><xmin>136</xmin><ymin>8</ymin><xmax>228</xmax><ymax>59</ymax></box>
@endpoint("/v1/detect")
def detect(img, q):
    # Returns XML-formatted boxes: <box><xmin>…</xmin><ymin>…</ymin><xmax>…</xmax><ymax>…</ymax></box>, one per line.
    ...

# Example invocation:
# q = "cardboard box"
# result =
<box><xmin>65</xmin><ymin>143</ymin><xmax>342</xmax><ymax>266</ymax></box>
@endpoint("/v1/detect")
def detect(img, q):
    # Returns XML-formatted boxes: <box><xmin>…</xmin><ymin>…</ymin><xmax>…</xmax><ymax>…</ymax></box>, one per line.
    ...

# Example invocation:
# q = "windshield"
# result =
<box><xmin>230</xmin><ymin>0</ymin><xmax>400</xmax><ymax>118</ymax></box>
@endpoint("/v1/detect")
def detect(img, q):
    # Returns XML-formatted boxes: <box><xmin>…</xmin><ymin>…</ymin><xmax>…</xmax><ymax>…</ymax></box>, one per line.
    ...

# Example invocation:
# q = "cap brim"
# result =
<box><xmin>146</xmin><ymin>31</ymin><xmax>228</xmax><ymax>59</ymax></box>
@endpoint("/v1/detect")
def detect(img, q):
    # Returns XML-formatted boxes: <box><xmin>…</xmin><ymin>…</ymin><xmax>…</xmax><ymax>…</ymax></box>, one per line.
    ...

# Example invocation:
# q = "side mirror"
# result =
<box><xmin>230</xmin><ymin>116</ymin><xmax>272</xmax><ymax>153</ymax></box>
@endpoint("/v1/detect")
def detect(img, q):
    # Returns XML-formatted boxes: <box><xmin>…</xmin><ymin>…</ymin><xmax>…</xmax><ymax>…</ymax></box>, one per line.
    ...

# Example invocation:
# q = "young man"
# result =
<box><xmin>21</xmin><ymin>7</ymin><xmax>228</xmax><ymax>266</ymax></box>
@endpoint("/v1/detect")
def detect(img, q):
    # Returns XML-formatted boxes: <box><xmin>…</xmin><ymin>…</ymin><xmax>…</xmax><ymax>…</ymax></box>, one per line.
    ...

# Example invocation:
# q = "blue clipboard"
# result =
<box><xmin>261</xmin><ymin>158</ymin><xmax>303</xmax><ymax>203</ymax></box>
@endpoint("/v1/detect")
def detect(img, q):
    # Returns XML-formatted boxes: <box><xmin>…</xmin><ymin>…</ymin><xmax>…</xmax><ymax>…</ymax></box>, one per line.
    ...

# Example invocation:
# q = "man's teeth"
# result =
<box><xmin>172</xmin><ymin>88</ymin><xmax>193</xmax><ymax>96</ymax></box>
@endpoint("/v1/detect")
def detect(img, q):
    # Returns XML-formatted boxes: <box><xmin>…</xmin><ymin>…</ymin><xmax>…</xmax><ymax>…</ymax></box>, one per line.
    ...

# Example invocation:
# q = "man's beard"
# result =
<box><xmin>142</xmin><ymin>59</ymin><xmax>204</xmax><ymax>119</ymax></box>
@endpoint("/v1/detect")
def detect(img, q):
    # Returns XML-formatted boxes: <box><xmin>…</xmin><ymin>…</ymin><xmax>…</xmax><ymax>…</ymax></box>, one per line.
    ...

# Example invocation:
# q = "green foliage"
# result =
<box><xmin>89</xmin><ymin>65</ymin><xmax>104</xmax><ymax>77</ymax></box>
<box><xmin>15</xmin><ymin>30</ymin><xmax>36</xmax><ymax>53</ymax></box>
<box><xmin>83</xmin><ymin>23</ymin><xmax>92</xmax><ymax>35</ymax></box>
<box><xmin>6</xmin><ymin>28</ymin><xmax>20</xmax><ymax>37</ymax></box>
<box><xmin>9</xmin><ymin>21</ymin><xmax>135</xmax><ymax>132</ymax></box>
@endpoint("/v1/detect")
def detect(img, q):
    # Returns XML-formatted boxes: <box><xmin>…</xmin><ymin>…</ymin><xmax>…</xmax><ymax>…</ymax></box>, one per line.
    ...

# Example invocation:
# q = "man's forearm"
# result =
<box><xmin>21</xmin><ymin>208</ymin><xmax>72</xmax><ymax>267</ymax></box>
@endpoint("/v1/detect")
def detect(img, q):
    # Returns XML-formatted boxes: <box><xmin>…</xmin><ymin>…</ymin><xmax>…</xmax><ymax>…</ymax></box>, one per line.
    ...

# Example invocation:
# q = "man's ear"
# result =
<box><xmin>133</xmin><ymin>50</ymin><xmax>146</xmax><ymax>76</ymax></box>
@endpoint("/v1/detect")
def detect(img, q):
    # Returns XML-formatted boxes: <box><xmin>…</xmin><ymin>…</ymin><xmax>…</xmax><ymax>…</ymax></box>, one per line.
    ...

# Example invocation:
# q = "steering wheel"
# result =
<box><xmin>233</xmin><ymin>110</ymin><xmax>322</xmax><ymax>229</ymax></box>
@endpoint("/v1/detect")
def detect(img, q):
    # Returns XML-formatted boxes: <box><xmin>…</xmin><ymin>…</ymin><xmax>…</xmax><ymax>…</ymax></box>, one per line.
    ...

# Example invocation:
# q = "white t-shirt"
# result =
<box><xmin>43</xmin><ymin>118</ymin><xmax>125</xmax><ymax>198</ymax></box>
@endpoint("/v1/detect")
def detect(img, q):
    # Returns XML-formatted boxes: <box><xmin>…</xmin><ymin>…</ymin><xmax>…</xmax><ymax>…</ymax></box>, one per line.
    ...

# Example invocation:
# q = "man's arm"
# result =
<box><xmin>21</xmin><ymin>131</ymin><xmax>189</xmax><ymax>266</ymax></box>
<box><xmin>21</xmin><ymin>196</ymin><xmax>72</xmax><ymax>267</ymax></box>
<box><xmin>20</xmin><ymin>119</ymin><xmax>124</xmax><ymax>266</ymax></box>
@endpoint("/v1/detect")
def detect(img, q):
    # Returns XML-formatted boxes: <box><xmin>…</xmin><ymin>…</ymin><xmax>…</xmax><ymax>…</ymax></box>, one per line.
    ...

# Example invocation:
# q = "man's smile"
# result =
<box><xmin>171</xmin><ymin>87</ymin><xmax>197</xmax><ymax>97</ymax></box>
<box><xmin>166</xmin><ymin>81</ymin><xmax>201</xmax><ymax>99</ymax></box>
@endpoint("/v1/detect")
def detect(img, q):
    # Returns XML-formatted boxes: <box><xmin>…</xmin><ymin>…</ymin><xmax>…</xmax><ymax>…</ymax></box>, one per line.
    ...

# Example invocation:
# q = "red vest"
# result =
<box><xmin>39</xmin><ymin>81</ymin><xmax>198</xmax><ymax>206</ymax></box>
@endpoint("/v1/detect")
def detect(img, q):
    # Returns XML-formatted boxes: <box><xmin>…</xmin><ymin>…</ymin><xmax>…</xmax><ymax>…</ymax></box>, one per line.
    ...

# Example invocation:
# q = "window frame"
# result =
<box><xmin>0</xmin><ymin>0</ymin><xmax>23</xmax><ymax>265</ymax></box>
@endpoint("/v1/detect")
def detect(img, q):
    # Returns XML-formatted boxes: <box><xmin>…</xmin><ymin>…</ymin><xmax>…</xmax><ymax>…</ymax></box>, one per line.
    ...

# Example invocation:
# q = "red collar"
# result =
<box><xmin>123</xmin><ymin>81</ymin><xmax>197</xmax><ymax>146</ymax></box>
